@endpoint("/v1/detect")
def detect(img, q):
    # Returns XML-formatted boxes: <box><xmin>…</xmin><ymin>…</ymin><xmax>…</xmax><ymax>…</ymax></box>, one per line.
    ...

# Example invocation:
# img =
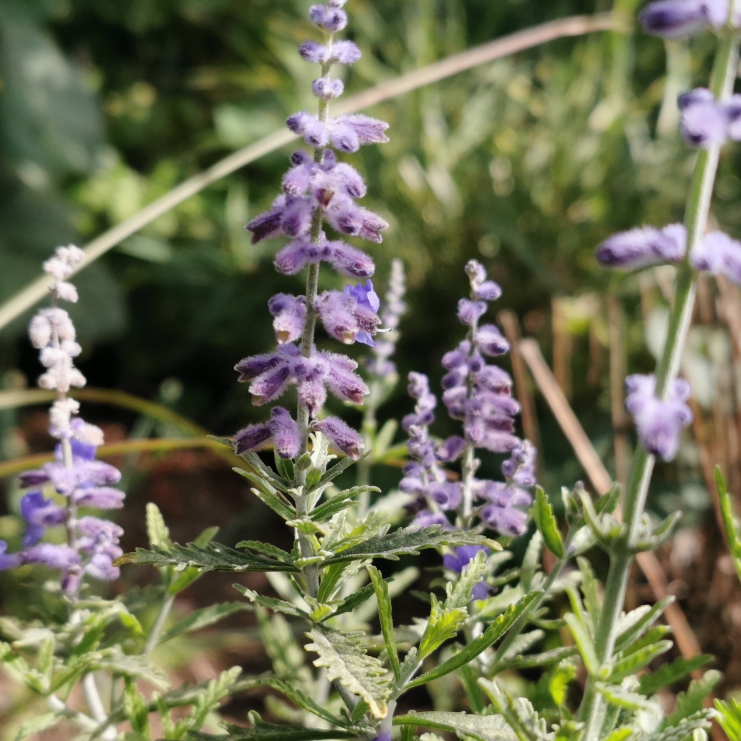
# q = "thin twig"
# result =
<box><xmin>518</xmin><ymin>338</ymin><xmax>703</xmax><ymax>661</ymax></box>
<box><xmin>0</xmin><ymin>13</ymin><xmax>619</xmax><ymax>333</ymax></box>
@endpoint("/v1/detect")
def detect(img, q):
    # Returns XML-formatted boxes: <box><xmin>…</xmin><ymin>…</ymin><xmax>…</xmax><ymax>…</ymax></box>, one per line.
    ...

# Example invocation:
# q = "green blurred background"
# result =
<box><xmin>1</xmin><ymin>0</ymin><xmax>739</xmax><ymax>664</ymax></box>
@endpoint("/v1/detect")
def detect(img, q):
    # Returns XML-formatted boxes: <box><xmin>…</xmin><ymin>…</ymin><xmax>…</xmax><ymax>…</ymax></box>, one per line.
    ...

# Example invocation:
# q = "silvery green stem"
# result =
<box><xmin>82</xmin><ymin>673</ymin><xmax>117</xmax><ymax>741</ymax></box>
<box><xmin>144</xmin><ymin>593</ymin><xmax>175</xmax><ymax>657</ymax></box>
<box><xmin>578</xmin><ymin>20</ymin><xmax>740</xmax><ymax>741</ymax></box>
<box><xmin>294</xmin><ymin>51</ymin><xmax>333</xmax><ymax>599</ymax></box>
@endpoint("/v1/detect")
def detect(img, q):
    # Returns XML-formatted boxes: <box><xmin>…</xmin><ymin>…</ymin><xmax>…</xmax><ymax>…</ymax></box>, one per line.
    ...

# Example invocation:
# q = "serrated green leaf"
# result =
<box><xmin>394</xmin><ymin>711</ymin><xmax>517</xmax><ymax>741</ymax></box>
<box><xmin>406</xmin><ymin>592</ymin><xmax>541</xmax><ymax>690</ymax></box>
<box><xmin>418</xmin><ymin>595</ymin><xmax>467</xmax><ymax>660</ymax></box>
<box><xmin>478</xmin><ymin>680</ymin><xmax>553</xmax><ymax>741</ymax></box>
<box><xmin>233</xmin><ymin>468</ymin><xmax>295</xmax><ymax>519</ymax></box>
<box><xmin>576</xmin><ymin>557</ymin><xmax>600</xmax><ymax>635</ymax></box>
<box><xmin>647</xmin><ymin>711</ymin><xmax>715</xmax><ymax>741</ymax></box>
<box><xmin>564</xmin><ymin>612</ymin><xmax>599</xmax><ymax>676</ymax></box>
<box><xmin>715</xmin><ymin>698</ymin><xmax>741</xmax><ymax>741</ymax></box>
<box><xmin>241</xmin><ymin>452</ymin><xmax>292</xmax><ymax>490</ymax></box>
<box><xmin>595</xmin><ymin>683</ymin><xmax>657</xmax><ymax>711</ymax></box>
<box><xmin>191</xmin><ymin>712</ymin><xmax>356</xmax><ymax>740</ymax></box>
<box><xmin>521</xmin><ymin>531</ymin><xmax>543</xmax><ymax>593</ymax></box>
<box><xmin>615</xmin><ymin>598</ymin><xmax>674</xmax><ymax>652</ymax></box>
<box><xmin>312</xmin><ymin>455</ymin><xmax>363</xmax><ymax>491</ymax></box>
<box><xmin>256</xmin><ymin>608</ymin><xmax>305</xmax><ymax>679</ymax></box>
<box><xmin>666</xmin><ymin>671</ymin><xmax>722</xmax><ymax>727</ymax></box>
<box><xmin>124</xmin><ymin>677</ymin><xmax>151</xmax><ymax>738</ymax></box>
<box><xmin>534</xmin><ymin>487</ymin><xmax>564</xmax><ymax>558</ymax></box>
<box><xmin>159</xmin><ymin>602</ymin><xmax>252</xmax><ymax>644</ymax></box>
<box><xmin>311</xmin><ymin>487</ymin><xmax>379</xmax><ymax>522</ymax></box>
<box><xmin>14</xmin><ymin>713</ymin><xmax>61</xmax><ymax>741</ymax></box>
<box><xmin>259</xmin><ymin>678</ymin><xmax>347</xmax><ymax>727</ymax></box>
<box><xmin>116</xmin><ymin>542</ymin><xmax>299</xmax><ymax>573</ymax></box>
<box><xmin>146</xmin><ymin>503</ymin><xmax>170</xmax><ymax>548</ymax></box>
<box><xmin>608</xmin><ymin>641</ymin><xmax>672</xmax><ymax>683</ymax></box>
<box><xmin>716</xmin><ymin>466</ymin><xmax>741</xmax><ymax>581</ymax></box>
<box><xmin>236</xmin><ymin>541</ymin><xmax>293</xmax><ymax>562</ymax></box>
<box><xmin>499</xmin><ymin>630</ymin><xmax>545</xmax><ymax>663</ymax></box>
<box><xmin>323</xmin><ymin>526</ymin><xmax>497</xmax><ymax>565</ymax></box>
<box><xmin>595</xmin><ymin>483</ymin><xmax>622</xmax><ymax>515</ymax></box>
<box><xmin>638</xmin><ymin>655</ymin><xmax>714</xmax><ymax>696</ymax></box>
<box><xmin>305</xmin><ymin>626</ymin><xmax>392</xmax><ymax>718</ymax></box>
<box><xmin>329</xmin><ymin>578</ymin><xmax>380</xmax><ymax>620</ymax></box>
<box><xmin>96</xmin><ymin>649</ymin><xmax>170</xmax><ymax>690</ymax></box>
<box><xmin>498</xmin><ymin>645</ymin><xmax>578</xmax><ymax>672</ymax></box>
<box><xmin>367</xmin><ymin>565</ymin><xmax>400</xmax><ymax>679</ymax></box>
<box><xmin>234</xmin><ymin>586</ymin><xmax>309</xmax><ymax>619</ymax></box>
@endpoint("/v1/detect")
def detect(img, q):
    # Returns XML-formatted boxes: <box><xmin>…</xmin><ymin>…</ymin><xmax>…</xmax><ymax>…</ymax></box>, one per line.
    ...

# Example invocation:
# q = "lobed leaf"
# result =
<box><xmin>305</xmin><ymin>626</ymin><xmax>392</xmax><ymax>718</ymax></box>
<box><xmin>478</xmin><ymin>681</ymin><xmax>553</xmax><ymax>741</ymax></box>
<box><xmin>323</xmin><ymin>526</ymin><xmax>498</xmax><ymax>565</ymax></box>
<box><xmin>394</xmin><ymin>710</ymin><xmax>516</xmax><ymax>741</ymax></box>
<box><xmin>608</xmin><ymin>641</ymin><xmax>673</xmax><ymax>683</ymax></box>
<box><xmin>666</xmin><ymin>671</ymin><xmax>722</xmax><ymax>727</ymax></box>
<box><xmin>115</xmin><ymin>542</ymin><xmax>299</xmax><ymax>573</ymax></box>
<box><xmin>638</xmin><ymin>655</ymin><xmax>714</xmax><ymax>696</ymax></box>
<box><xmin>258</xmin><ymin>678</ymin><xmax>346</xmax><ymax>727</ymax></box>
<box><xmin>418</xmin><ymin>595</ymin><xmax>467</xmax><ymax>659</ymax></box>
<box><xmin>406</xmin><ymin>592</ymin><xmax>541</xmax><ymax>690</ymax></box>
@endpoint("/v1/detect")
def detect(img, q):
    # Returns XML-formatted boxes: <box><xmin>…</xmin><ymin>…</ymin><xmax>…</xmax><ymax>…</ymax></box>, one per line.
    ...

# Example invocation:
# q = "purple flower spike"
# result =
<box><xmin>20</xmin><ymin>492</ymin><xmax>66</xmax><ymax>546</ymax></box>
<box><xmin>74</xmin><ymin>486</ymin><xmax>125</xmax><ymax>510</ymax></box>
<box><xmin>312</xmin><ymin>416</ymin><xmax>364</xmax><ymax>459</ymax></box>
<box><xmin>429</xmin><ymin>482</ymin><xmax>462</xmax><ymax>510</ymax></box>
<box><xmin>269</xmin><ymin>294</ymin><xmax>307</xmax><ymax>344</ymax></box>
<box><xmin>625</xmin><ymin>374</ymin><xmax>693</xmax><ymax>461</ymax></box>
<box><xmin>595</xmin><ymin>223</ymin><xmax>687</xmax><ymax>269</ymax></box>
<box><xmin>475</xmin><ymin>324</ymin><xmax>510</xmax><ymax>357</ymax></box>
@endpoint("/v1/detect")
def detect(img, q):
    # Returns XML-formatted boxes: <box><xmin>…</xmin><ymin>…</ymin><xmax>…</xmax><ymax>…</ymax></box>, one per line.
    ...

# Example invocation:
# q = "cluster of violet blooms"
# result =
<box><xmin>595</xmin><ymin>0</ymin><xmax>741</xmax><ymax>462</ymax></box>
<box><xmin>233</xmin><ymin>0</ymin><xmax>389</xmax><ymax>460</ymax></box>
<box><xmin>401</xmin><ymin>261</ymin><xmax>537</xmax><ymax>598</ymax></box>
<box><xmin>0</xmin><ymin>247</ymin><xmax>125</xmax><ymax>595</ymax></box>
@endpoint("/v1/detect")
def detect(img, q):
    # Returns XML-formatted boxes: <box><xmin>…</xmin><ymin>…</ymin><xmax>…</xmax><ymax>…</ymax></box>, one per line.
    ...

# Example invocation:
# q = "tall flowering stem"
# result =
<box><xmin>578</xmin><ymin>9</ymin><xmax>741</xmax><ymax>739</ymax></box>
<box><xmin>240</xmin><ymin>0</ymin><xmax>389</xmax><ymax>601</ymax></box>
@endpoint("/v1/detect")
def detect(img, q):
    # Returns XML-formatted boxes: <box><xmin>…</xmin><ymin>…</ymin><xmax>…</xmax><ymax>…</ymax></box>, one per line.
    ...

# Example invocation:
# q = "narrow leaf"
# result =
<box><xmin>534</xmin><ymin>487</ymin><xmax>564</xmax><ymax>558</ymax></box>
<box><xmin>191</xmin><ymin>712</ymin><xmax>355</xmax><ymax>740</ymax></box>
<box><xmin>311</xmin><ymin>487</ymin><xmax>379</xmax><ymax>522</ymax></box>
<box><xmin>394</xmin><ymin>711</ymin><xmax>516</xmax><ymax>741</ymax></box>
<box><xmin>609</xmin><ymin>641</ymin><xmax>673</xmax><ymax>683</ymax></box>
<box><xmin>478</xmin><ymin>681</ymin><xmax>551</xmax><ymax>741</ymax></box>
<box><xmin>159</xmin><ymin>602</ymin><xmax>251</xmax><ymax>644</ymax></box>
<box><xmin>615</xmin><ymin>597</ymin><xmax>674</xmax><ymax>652</ymax></box>
<box><xmin>406</xmin><ymin>592</ymin><xmax>541</xmax><ymax>690</ymax></box>
<box><xmin>323</xmin><ymin>526</ymin><xmax>498</xmax><ymax>565</ymax></box>
<box><xmin>146</xmin><ymin>503</ymin><xmax>170</xmax><ymax>548</ymax></box>
<box><xmin>259</xmin><ymin>678</ymin><xmax>346</xmax><ymax>727</ymax></box>
<box><xmin>14</xmin><ymin>713</ymin><xmax>61</xmax><ymax>741</ymax></box>
<box><xmin>564</xmin><ymin>613</ymin><xmax>599</xmax><ymax>676</ymax></box>
<box><xmin>666</xmin><ymin>671</ymin><xmax>722</xmax><ymax>727</ymax></box>
<box><xmin>638</xmin><ymin>655</ymin><xmax>714</xmax><ymax>696</ymax></box>
<box><xmin>367</xmin><ymin>565</ymin><xmax>400</xmax><ymax>679</ymax></box>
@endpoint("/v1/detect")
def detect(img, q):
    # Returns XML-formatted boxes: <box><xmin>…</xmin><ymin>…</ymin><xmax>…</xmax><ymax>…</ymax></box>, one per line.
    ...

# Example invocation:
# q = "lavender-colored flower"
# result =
<box><xmin>691</xmin><ymin>230</ymin><xmax>741</xmax><ymax>285</ymax></box>
<box><xmin>316</xmin><ymin>283</ymin><xmax>380</xmax><ymax>346</ymax></box>
<box><xmin>269</xmin><ymin>294</ymin><xmax>307</xmax><ymax>344</ymax></box>
<box><xmin>309</xmin><ymin>4</ymin><xmax>348</xmax><ymax>32</ymax></box>
<box><xmin>595</xmin><ymin>224</ymin><xmax>687</xmax><ymax>269</ymax></box>
<box><xmin>625</xmin><ymin>374</ymin><xmax>693</xmax><ymax>461</ymax></box>
<box><xmin>312</xmin><ymin>416</ymin><xmax>364</xmax><ymax>459</ymax></box>
<box><xmin>474</xmin><ymin>324</ymin><xmax>510</xmax><ymax>357</ymax></box>
<box><xmin>679</xmin><ymin>88</ymin><xmax>729</xmax><ymax>147</ymax></box>
<box><xmin>639</xmin><ymin>0</ymin><xmax>731</xmax><ymax>38</ymax></box>
<box><xmin>0</xmin><ymin>542</ymin><xmax>22</xmax><ymax>571</ymax></box>
<box><xmin>20</xmin><ymin>492</ymin><xmax>66</xmax><ymax>546</ymax></box>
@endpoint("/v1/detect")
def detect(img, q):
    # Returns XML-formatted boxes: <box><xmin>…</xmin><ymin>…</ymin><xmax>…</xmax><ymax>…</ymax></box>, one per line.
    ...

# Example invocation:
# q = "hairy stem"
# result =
<box><xmin>578</xmin><ymin>19</ymin><xmax>740</xmax><ymax>741</ymax></box>
<box><xmin>144</xmin><ymin>593</ymin><xmax>175</xmax><ymax>657</ymax></box>
<box><xmin>294</xmin><ymin>52</ymin><xmax>333</xmax><ymax>599</ymax></box>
